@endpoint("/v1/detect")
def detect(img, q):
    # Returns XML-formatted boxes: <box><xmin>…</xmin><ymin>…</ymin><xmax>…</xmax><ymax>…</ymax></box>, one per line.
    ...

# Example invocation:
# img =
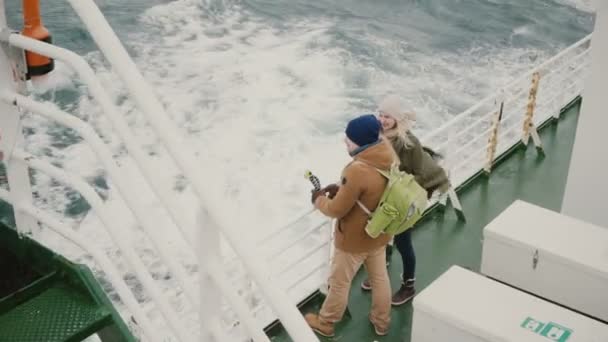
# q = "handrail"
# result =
<box><xmin>221</xmin><ymin>32</ymin><xmax>593</xmax><ymax>331</ymax></box>
<box><xmin>3</xmin><ymin>10</ymin><xmax>318</xmax><ymax>342</ymax></box>
<box><xmin>277</xmin><ymin>240</ymin><xmax>330</xmax><ymax>275</ymax></box>
<box><xmin>9</xmin><ymin>149</ymin><xmax>191</xmax><ymax>341</ymax></box>
<box><xmin>267</xmin><ymin>220</ymin><xmax>328</xmax><ymax>260</ymax></box>
<box><xmin>224</xmin><ymin>208</ymin><xmax>321</xmax><ymax>268</ymax></box>
<box><xmin>13</xmin><ymin>143</ymin><xmax>272</xmax><ymax>342</ymax></box>
<box><xmin>257</xmin><ymin>208</ymin><xmax>316</xmax><ymax>245</ymax></box>
<box><xmin>65</xmin><ymin>1</ymin><xmax>320</xmax><ymax>340</ymax></box>
<box><xmin>1</xmin><ymin>92</ymin><xmax>198</xmax><ymax>306</ymax></box>
<box><xmin>0</xmin><ymin>187</ymin><xmax>164</xmax><ymax>342</ymax></box>
<box><xmin>1</xmin><ymin>31</ymin><xmax>196</xmax><ymax>248</ymax></box>
<box><xmin>1</xmin><ymin>33</ymin><xmax>202</xmax><ymax>317</ymax></box>
<box><xmin>262</xmin><ymin>34</ymin><xmax>591</xmax><ymax>228</ymax></box>
<box><xmin>207</xmin><ymin>263</ymin><xmax>272</xmax><ymax>342</ymax></box>
<box><xmin>230</xmin><ymin>219</ymin><xmax>331</xmax><ymax>286</ymax></box>
<box><xmin>435</xmin><ymin>82</ymin><xmax>536</xmax><ymax>151</ymax></box>
<box><xmin>422</xmin><ymin>34</ymin><xmax>592</xmax><ymax>143</ymax></box>
<box><xmin>286</xmin><ymin>263</ymin><xmax>327</xmax><ymax>292</ymax></box>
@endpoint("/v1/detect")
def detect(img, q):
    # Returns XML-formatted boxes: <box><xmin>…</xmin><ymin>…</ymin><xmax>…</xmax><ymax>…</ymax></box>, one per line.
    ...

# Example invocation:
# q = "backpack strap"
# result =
<box><xmin>353</xmin><ymin>159</ymin><xmax>392</xmax><ymax>179</ymax></box>
<box><xmin>351</xmin><ymin>160</ymin><xmax>393</xmax><ymax>217</ymax></box>
<box><xmin>357</xmin><ymin>200</ymin><xmax>372</xmax><ymax>217</ymax></box>
<box><xmin>375</xmin><ymin>168</ymin><xmax>390</xmax><ymax>179</ymax></box>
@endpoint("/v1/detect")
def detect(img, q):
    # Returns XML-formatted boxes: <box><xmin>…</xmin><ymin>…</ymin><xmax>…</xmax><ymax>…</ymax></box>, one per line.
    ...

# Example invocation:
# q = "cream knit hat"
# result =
<box><xmin>378</xmin><ymin>94</ymin><xmax>416</xmax><ymax>124</ymax></box>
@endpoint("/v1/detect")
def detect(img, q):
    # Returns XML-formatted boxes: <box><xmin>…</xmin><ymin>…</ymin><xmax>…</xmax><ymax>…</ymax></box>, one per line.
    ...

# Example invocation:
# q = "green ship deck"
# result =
<box><xmin>0</xmin><ymin>211</ymin><xmax>134</xmax><ymax>341</ymax></box>
<box><xmin>269</xmin><ymin>99</ymin><xmax>582</xmax><ymax>342</ymax></box>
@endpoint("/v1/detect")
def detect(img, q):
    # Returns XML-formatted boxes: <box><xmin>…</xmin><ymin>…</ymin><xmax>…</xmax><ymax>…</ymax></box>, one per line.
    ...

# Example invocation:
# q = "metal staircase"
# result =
<box><xmin>0</xmin><ymin>222</ymin><xmax>133</xmax><ymax>341</ymax></box>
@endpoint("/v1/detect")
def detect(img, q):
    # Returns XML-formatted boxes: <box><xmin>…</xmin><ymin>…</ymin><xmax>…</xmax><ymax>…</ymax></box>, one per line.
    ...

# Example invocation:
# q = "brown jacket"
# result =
<box><xmin>389</xmin><ymin>131</ymin><xmax>449</xmax><ymax>196</ymax></box>
<box><xmin>315</xmin><ymin>140</ymin><xmax>394</xmax><ymax>253</ymax></box>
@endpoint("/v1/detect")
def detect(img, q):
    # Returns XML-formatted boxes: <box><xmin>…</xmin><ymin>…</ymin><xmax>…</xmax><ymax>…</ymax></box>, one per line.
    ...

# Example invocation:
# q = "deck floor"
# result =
<box><xmin>270</xmin><ymin>100</ymin><xmax>581</xmax><ymax>341</ymax></box>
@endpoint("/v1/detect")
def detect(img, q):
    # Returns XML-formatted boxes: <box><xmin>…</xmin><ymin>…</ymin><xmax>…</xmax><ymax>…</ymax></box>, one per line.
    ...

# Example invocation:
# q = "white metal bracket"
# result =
<box><xmin>0</xmin><ymin>28</ymin><xmax>38</xmax><ymax>236</ymax></box>
<box><xmin>437</xmin><ymin>169</ymin><xmax>466</xmax><ymax>222</ymax></box>
<box><xmin>0</xmin><ymin>29</ymin><xmax>28</xmax><ymax>93</ymax></box>
<box><xmin>438</xmin><ymin>186</ymin><xmax>466</xmax><ymax>222</ymax></box>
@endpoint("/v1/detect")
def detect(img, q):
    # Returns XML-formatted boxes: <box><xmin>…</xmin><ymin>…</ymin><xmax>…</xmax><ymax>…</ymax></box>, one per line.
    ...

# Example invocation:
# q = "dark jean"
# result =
<box><xmin>392</xmin><ymin>186</ymin><xmax>436</xmax><ymax>283</ymax></box>
<box><xmin>394</xmin><ymin>229</ymin><xmax>415</xmax><ymax>282</ymax></box>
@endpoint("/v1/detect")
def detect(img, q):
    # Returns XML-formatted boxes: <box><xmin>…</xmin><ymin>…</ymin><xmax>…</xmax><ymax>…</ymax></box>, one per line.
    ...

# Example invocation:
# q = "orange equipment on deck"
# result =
<box><xmin>21</xmin><ymin>0</ymin><xmax>54</xmax><ymax>78</ymax></box>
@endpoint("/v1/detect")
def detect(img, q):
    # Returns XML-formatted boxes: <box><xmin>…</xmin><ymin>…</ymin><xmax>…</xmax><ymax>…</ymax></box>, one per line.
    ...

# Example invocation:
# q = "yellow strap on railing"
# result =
<box><xmin>484</xmin><ymin>101</ymin><xmax>504</xmax><ymax>173</ymax></box>
<box><xmin>522</xmin><ymin>72</ymin><xmax>544</xmax><ymax>151</ymax></box>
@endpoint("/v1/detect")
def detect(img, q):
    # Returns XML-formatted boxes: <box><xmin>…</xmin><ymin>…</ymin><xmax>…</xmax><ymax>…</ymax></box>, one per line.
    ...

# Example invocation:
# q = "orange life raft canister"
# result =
<box><xmin>21</xmin><ymin>0</ymin><xmax>54</xmax><ymax>79</ymax></box>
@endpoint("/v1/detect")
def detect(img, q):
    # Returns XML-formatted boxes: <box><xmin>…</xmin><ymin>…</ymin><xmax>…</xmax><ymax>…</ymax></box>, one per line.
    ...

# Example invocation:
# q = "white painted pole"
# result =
<box><xmin>0</xmin><ymin>18</ymin><xmax>314</xmax><ymax>341</ymax></box>
<box><xmin>0</xmin><ymin>0</ymin><xmax>5</xmax><ymax>28</ymax></box>
<box><xmin>66</xmin><ymin>1</ymin><xmax>319</xmax><ymax>340</ymax></box>
<box><xmin>2</xmin><ymin>32</ymin><xmax>196</xmax><ymax>248</ymax></box>
<box><xmin>0</xmin><ymin>4</ymin><xmax>38</xmax><ymax>235</ymax></box>
<box><xmin>9</xmin><ymin>148</ymin><xmax>186</xmax><ymax>341</ymax></box>
<box><xmin>2</xmin><ymin>91</ymin><xmax>198</xmax><ymax>308</ymax></box>
<box><xmin>199</xmin><ymin>207</ymin><xmax>269</xmax><ymax>342</ymax></box>
<box><xmin>561</xmin><ymin>2</ymin><xmax>608</xmax><ymax>228</ymax></box>
<box><xmin>198</xmin><ymin>207</ymin><xmax>222</xmax><ymax>342</ymax></box>
<box><xmin>208</xmin><ymin>266</ymin><xmax>272</xmax><ymax>342</ymax></box>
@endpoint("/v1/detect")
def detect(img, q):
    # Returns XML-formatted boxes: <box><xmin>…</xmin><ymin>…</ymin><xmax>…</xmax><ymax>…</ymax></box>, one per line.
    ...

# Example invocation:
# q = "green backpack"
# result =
<box><xmin>358</xmin><ymin>163</ymin><xmax>428</xmax><ymax>238</ymax></box>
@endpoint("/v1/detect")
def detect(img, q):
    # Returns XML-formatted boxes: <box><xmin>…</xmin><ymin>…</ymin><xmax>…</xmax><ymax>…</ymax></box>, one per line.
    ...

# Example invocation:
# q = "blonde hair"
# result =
<box><xmin>378</xmin><ymin>94</ymin><xmax>416</xmax><ymax>148</ymax></box>
<box><xmin>383</xmin><ymin>116</ymin><xmax>414</xmax><ymax>149</ymax></box>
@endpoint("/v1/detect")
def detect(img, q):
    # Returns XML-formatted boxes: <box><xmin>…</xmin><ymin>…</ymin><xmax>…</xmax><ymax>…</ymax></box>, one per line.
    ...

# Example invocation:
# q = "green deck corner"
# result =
<box><xmin>0</xmin><ymin>222</ymin><xmax>136</xmax><ymax>342</ymax></box>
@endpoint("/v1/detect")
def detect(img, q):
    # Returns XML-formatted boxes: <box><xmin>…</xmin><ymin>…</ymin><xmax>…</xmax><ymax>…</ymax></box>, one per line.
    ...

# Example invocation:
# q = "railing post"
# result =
<box><xmin>484</xmin><ymin>96</ymin><xmax>505</xmax><ymax>174</ymax></box>
<box><xmin>198</xmin><ymin>207</ymin><xmax>223</xmax><ymax>342</ymax></box>
<box><xmin>436</xmin><ymin>128</ymin><xmax>466</xmax><ymax>221</ymax></box>
<box><xmin>319</xmin><ymin>219</ymin><xmax>333</xmax><ymax>296</ymax></box>
<box><xmin>554</xmin><ymin>71</ymin><xmax>568</xmax><ymax>119</ymax></box>
<box><xmin>522</xmin><ymin>72</ymin><xmax>544</xmax><ymax>152</ymax></box>
<box><xmin>0</xmin><ymin>23</ymin><xmax>38</xmax><ymax>235</ymax></box>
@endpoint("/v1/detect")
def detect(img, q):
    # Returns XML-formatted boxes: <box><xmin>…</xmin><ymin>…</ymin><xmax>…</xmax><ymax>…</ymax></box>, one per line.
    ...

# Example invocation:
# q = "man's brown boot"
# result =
<box><xmin>304</xmin><ymin>313</ymin><xmax>335</xmax><ymax>337</ymax></box>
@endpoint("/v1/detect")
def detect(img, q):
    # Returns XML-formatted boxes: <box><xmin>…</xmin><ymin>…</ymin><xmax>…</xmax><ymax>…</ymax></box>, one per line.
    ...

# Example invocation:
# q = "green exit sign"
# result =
<box><xmin>521</xmin><ymin>317</ymin><xmax>573</xmax><ymax>342</ymax></box>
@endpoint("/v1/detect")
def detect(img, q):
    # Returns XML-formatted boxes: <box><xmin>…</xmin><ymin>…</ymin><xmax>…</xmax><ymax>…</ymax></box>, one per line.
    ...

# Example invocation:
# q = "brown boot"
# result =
<box><xmin>391</xmin><ymin>279</ymin><xmax>415</xmax><ymax>306</ymax></box>
<box><xmin>369</xmin><ymin>315</ymin><xmax>389</xmax><ymax>336</ymax></box>
<box><xmin>361</xmin><ymin>278</ymin><xmax>372</xmax><ymax>291</ymax></box>
<box><xmin>304</xmin><ymin>313</ymin><xmax>335</xmax><ymax>337</ymax></box>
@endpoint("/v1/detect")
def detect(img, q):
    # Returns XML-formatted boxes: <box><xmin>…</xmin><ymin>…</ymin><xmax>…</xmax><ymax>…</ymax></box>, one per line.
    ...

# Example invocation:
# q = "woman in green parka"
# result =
<box><xmin>361</xmin><ymin>94</ymin><xmax>449</xmax><ymax>306</ymax></box>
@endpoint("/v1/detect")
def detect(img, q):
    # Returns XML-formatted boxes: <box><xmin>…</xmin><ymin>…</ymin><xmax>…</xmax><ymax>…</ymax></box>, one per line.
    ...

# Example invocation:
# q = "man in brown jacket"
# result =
<box><xmin>304</xmin><ymin>114</ymin><xmax>393</xmax><ymax>337</ymax></box>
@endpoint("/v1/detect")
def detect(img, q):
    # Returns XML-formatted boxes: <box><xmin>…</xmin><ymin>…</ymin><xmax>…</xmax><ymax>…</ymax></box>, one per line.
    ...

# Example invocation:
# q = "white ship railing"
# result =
<box><xmin>235</xmin><ymin>33</ymin><xmax>592</xmax><ymax>331</ymax></box>
<box><xmin>0</xmin><ymin>0</ymin><xmax>318</xmax><ymax>341</ymax></box>
<box><xmin>0</xmin><ymin>0</ymin><xmax>593</xmax><ymax>339</ymax></box>
<box><xmin>424</xmin><ymin>34</ymin><xmax>592</xmax><ymax>185</ymax></box>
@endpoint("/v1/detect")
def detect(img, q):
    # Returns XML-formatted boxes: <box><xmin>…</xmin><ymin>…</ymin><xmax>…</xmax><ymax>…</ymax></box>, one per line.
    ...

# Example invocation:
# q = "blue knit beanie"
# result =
<box><xmin>345</xmin><ymin>114</ymin><xmax>381</xmax><ymax>147</ymax></box>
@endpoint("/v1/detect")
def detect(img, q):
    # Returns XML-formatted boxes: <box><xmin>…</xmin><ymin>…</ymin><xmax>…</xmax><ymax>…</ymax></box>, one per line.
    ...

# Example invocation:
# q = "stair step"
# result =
<box><xmin>0</xmin><ymin>239</ymin><xmax>46</xmax><ymax>299</ymax></box>
<box><xmin>0</xmin><ymin>283</ymin><xmax>113</xmax><ymax>342</ymax></box>
<box><xmin>0</xmin><ymin>271</ymin><xmax>58</xmax><ymax>313</ymax></box>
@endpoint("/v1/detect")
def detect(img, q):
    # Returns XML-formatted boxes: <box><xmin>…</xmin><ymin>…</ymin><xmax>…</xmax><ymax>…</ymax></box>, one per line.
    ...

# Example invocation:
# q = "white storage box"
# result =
<box><xmin>411</xmin><ymin>265</ymin><xmax>608</xmax><ymax>342</ymax></box>
<box><xmin>481</xmin><ymin>200</ymin><xmax>608</xmax><ymax>322</ymax></box>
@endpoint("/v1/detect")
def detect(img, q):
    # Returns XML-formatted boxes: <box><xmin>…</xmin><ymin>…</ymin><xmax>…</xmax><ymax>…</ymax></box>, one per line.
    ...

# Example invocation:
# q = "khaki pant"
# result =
<box><xmin>319</xmin><ymin>246</ymin><xmax>391</xmax><ymax>330</ymax></box>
